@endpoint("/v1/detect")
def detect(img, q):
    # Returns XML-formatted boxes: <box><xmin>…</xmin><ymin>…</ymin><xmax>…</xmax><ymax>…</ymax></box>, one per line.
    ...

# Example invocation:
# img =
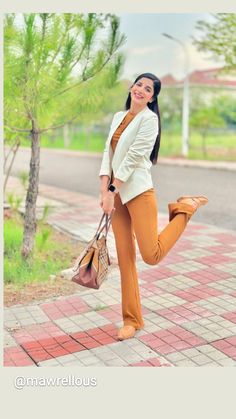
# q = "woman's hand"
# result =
<box><xmin>101</xmin><ymin>191</ymin><xmax>115</xmax><ymax>216</ymax></box>
<box><xmin>99</xmin><ymin>189</ymin><xmax>108</xmax><ymax>208</ymax></box>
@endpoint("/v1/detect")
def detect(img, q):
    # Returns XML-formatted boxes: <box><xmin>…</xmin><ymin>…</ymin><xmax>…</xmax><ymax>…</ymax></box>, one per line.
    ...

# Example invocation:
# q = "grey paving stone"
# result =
<box><xmin>105</xmin><ymin>358</ymin><xmax>128</xmax><ymax>367</ymax></box>
<box><xmin>202</xmin><ymin>362</ymin><xmax>221</xmax><ymax>367</ymax></box>
<box><xmin>14</xmin><ymin>312</ymin><xmax>33</xmax><ymax>320</ymax></box>
<box><xmin>228</xmin><ymin>326</ymin><xmax>236</xmax><ymax>334</ymax></box>
<box><xmin>10</xmin><ymin>307</ymin><xmax>28</xmax><ymax>314</ymax></box>
<box><xmin>174</xmin><ymin>359</ymin><xmax>197</xmax><ymax>367</ymax></box>
<box><xmin>90</xmin><ymin>362</ymin><xmax>108</xmax><ymax>367</ymax></box>
<box><xmin>104</xmin><ymin>343</ymin><xmax>144</xmax><ymax>364</ymax></box>
<box><xmin>73</xmin><ymin>350</ymin><xmax>93</xmax><ymax>359</ymax></box>
<box><xmin>167</xmin><ymin>260</ymin><xmax>206</xmax><ymax>274</ymax></box>
<box><xmin>38</xmin><ymin>359</ymin><xmax>62</xmax><ymax>367</ymax></box>
<box><xmin>154</xmin><ymin>275</ymin><xmax>199</xmax><ymax>292</ymax></box>
<box><xmin>55</xmin><ymin>354</ymin><xmax>78</xmax><ymax>363</ymax></box>
<box><xmin>196</xmin><ymin>344</ymin><xmax>218</xmax><ymax>354</ymax></box>
<box><xmin>195</xmin><ymin>317</ymin><xmax>212</xmax><ymax>326</ymax></box>
<box><xmin>148</xmin><ymin>293</ymin><xmax>187</xmax><ymax>307</ymax></box>
<box><xmin>200</xmin><ymin>331</ymin><xmax>223</xmax><ymax>342</ymax></box>
<box><xmin>165</xmin><ymin>352</ymin><xmax>187</xmax><ymax>362</ymax></box>
<box><xmin>54</xmin><ymin>318</ymin><xmax>82</xmax><ymax>333</ymax></box>
<box><xmin>33</xmin><ymin>315</ymin><xmax>51</xmax><ymax>324</ymax></box>
<box><xmin>143</xmin><ymin>322</ymin><xmax>161</xmax><ymax>333</ymax></box>
<box><xmin>4</xmin><ymin>312</ymin><xmax>17</xmax><ymax>321</ymax></box>
<box><xmin>141</xmin><ymin>299</ymin><xmax>164</xmax><ymax>311</ymax></box>
<box><xmin>137</xmin><ymin>349</ymin><xmax>160</xmax><ymax>359</ymax></box>
<box><xmin>83</xmin><ymin>312</ymin><xmax>110</xmax><ymax>327</ymax></box>
<box><xmin>81</xmin><ymin>357</ymin><xmax>108</xmax><ymax>366</ymax></box>
<box><xmin>26</xmin><ymin>305</ymin><xmax>44</xmax><ymax>312</ymax></box>
<box><xmin>214</xmin><ymin>329</ymin><xmax>235</xmax><ymax>339</ymax></box>
<box><xmin>206</xmin><ymin>350</ymin><xmax>229</xmax><ymax>361</ymax></box>
<box><xmin>127</xmin><ymin>344</ymin><xmax>151</xmax><ymax>355</ymax></box>
<box><xmin>59</xmin><ymin>360</ymin><xmax>86</xmax><ymax>367</ymax></box>
<box><xmin>123</xmin><ymin>338</ymin><xmax>147</xmax><ymax>348</ymax></box>
<box><xmin>191</xmin><ymin>354</ymin><xmax>212</xmax><ymax>365</ymax></box>
<box><xmin>217</xmin><ymin>358</ymin><xmax>236</xmax><ymax>367</ymax></box>
<box><xmin>92</xmin><ymin>352</ymin><xmax>118</xmax><ymax>362</ymax></box>
<box><xmin>18</xmin><ymin>318</ymin><xmax>38</xmax><ymax>326</ymax></box>
<box><xmin>205</xmin><ymin>323</ymin><xmax>224</xmax><ymax>332</ymax></box>
<box><xmin>4</xmin><ymin>320</ymin><xmax>21</xmax><ymax>328</ymax></box>
<box><xmin>4</xmin><ymin>330</ymin><xmax>18</xmax><ymax>348</ymax></box>
<box><xmin>180</xmin><ymin>348</ymin><xmax>202</xmax><ymax>358</ymax></box>
<box><xmin>67</xmin><ymin>314</ymin><xmax>97</xmax><ymax>330</ymax></box>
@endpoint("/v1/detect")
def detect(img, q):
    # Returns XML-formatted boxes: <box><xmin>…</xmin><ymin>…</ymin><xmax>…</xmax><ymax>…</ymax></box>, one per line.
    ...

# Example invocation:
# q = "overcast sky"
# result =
<box><xmin>116</xmin><ymin>13</ymin><xmax>223</xmax><ymax>81</ymax></box>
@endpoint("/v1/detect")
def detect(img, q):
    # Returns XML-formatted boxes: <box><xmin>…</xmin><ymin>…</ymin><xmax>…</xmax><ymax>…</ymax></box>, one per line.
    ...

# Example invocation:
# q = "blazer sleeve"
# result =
<box><xmin>114</xmin><ymin>112</ymin><xmax>159</xmax><ymax>183</ymax></box>
<box><xmin>98</xmin><ymin>112</ymin><xmax>121</xmax><ymax>177</ymax></box>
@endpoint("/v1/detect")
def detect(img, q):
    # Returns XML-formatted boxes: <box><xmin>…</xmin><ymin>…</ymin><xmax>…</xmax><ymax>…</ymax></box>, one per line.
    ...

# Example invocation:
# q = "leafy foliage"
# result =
<box><xmin>4</xmin><ymin>13</ymin><xmax>126</xmax><ymax>131</ymax></box>
<box><xmin>193</xmin><ymin>13</ymin><xmax>236</xmax><ymax>71</ymax></box>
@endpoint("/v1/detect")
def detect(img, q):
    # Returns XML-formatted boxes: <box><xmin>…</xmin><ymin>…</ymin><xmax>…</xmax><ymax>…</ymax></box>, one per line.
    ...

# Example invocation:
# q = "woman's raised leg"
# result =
<box><xmin>126</xmin><ymin>188</ymin><xmax>196</xmax><ymax>265</ymax></box>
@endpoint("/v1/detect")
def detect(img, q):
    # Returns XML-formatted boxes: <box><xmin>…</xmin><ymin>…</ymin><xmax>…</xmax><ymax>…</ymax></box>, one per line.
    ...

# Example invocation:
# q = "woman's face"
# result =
<box><xmin>130</xmin><ymin>77</ymin><xmax>154</xmax><ymax>107</ymax></box>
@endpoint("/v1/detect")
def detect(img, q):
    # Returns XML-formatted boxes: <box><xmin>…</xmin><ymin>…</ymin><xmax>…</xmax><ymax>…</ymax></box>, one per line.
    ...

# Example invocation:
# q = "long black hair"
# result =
<box><xmin>125</xmin><ymin>72</ymin><xmax>161</xmax><ymax>165</ymax></box>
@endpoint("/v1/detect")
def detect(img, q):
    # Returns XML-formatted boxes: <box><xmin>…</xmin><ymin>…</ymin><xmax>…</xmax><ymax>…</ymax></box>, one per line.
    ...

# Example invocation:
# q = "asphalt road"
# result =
<box><xmin>7</xmin><ymin>148</ymin><xmax>236</xmax><ymax>231</ymax></box>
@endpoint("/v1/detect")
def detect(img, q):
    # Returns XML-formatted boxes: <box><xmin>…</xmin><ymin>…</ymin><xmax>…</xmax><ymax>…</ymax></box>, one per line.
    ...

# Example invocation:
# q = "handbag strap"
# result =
<box><xmin>94</xmin><ymin>212</ymin><xmax>106</xmax><ymax>236</ymax></box>
<box><xmin>96</xmin><ymin>209</ymin><xmax>115</xmax><ymax>239</ymax></box>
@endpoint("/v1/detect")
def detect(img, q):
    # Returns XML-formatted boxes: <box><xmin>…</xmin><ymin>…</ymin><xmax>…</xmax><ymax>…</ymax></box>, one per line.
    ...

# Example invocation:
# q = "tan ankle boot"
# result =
<box><xmin>117</xmin><ymin>325</ymin><xmax>136</xmax><ymax>341</ymax></box>
<box><xmin>177</xmin><ymin>195</ymin><xmax>208</xmax><ymax>210</ymax></box>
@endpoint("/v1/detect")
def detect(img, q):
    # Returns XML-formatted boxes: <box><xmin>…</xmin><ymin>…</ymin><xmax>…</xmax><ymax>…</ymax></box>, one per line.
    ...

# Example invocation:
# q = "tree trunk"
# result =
<box><xmin>63</xmin><ymin>123</ymin><xmax>71</xmax><ymax>147</ymax></box>
<box><xmin>85</xmin><ymin>125</ymin><xmax>91</xmax><ymax>150</ymax></box>
<box><xmin>21</xmin><ymin>123</ymin><xmax>40</xmax><ymax>259</ymax></box>
<box><xmin>201</xmin><ymin>130</ymin><xmax>207</xmax><ymax>157</ymax></box>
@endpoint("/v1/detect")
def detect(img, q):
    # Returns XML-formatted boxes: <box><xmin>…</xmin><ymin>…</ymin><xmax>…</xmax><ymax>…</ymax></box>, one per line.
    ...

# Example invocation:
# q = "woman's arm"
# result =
<box><xmin>111</xmin><ymin>178</ymin><xmax>124</xmax><ymax>191</ymax></box>
<box><xmin>99</xmin><ymin>176</ymin><xmax>124</xmax><ymax>215</ymax></box>
<box><xmin>99</xmin><ymin>175</ymin><xmax>110</xmax><ymax>193</ymax></box>
<box><xmin>99</xmin><ymin>175</ymin><xmax>124</xmax><ymax>193</ymax></box>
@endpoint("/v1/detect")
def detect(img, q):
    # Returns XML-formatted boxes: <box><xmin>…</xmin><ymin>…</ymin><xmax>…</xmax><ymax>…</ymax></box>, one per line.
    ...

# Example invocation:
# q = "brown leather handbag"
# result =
<box><xmin>71</xmin><ymin>210</ymin><xmax>114</xmax><ymax>289</ymax></box>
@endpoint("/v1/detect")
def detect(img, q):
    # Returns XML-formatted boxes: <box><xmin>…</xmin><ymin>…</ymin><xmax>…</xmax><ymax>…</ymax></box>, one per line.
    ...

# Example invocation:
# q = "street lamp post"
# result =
<box><xmin>162</xmin><ymin>33</ymin><xmax>190</xmax><ymax>157</ymax></box>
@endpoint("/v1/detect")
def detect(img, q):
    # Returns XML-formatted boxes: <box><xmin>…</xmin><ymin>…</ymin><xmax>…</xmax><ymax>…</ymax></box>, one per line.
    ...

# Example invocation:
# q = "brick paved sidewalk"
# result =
<box><xmin>4</xmin><ymin>177</ymin><xmax>236</xmax><ymax>367</ymax></box>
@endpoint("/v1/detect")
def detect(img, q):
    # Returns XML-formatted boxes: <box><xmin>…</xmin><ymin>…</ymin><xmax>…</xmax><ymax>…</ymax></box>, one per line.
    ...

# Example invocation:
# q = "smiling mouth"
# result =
<box><xmin>134</xmin><ymin>92</ymin><xmax>144</xmax><ymax>99</ymax></box>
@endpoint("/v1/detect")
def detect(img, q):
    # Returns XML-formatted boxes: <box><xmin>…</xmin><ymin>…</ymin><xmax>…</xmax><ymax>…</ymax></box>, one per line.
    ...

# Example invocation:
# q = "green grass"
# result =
<box><xmin>21</xmin><ymin>132</ymin><xmax>105</xmax><ymax>153</ymax></box>
<box><xmin>159</xmin><ymin>131</ymin><xmax>236</xmax><ymax>161</ymax></box>
<box><xmin>4</xmin><ymin>215</ymin><xmax>75</xmax><ymax>286</ymax></box>
<box><xmin>20</xmin><ymin>129</ymin><xmax>236</xmax><ymax>161</ymax></box>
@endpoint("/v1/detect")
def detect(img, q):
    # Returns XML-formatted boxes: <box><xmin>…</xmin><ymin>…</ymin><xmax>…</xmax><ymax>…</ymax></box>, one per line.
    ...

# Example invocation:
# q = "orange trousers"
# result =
<box><xmin>111</xmin><ymin>187</ymin><xmax>195</xmax><ymax>330</ymax></box>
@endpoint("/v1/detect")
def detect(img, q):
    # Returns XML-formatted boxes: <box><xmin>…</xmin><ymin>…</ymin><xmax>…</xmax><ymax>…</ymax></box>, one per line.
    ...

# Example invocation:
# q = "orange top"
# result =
<box><xmin>110</xmin><ymin>111</ymin><xmax>135</xmax><ymax>183</ymax></box>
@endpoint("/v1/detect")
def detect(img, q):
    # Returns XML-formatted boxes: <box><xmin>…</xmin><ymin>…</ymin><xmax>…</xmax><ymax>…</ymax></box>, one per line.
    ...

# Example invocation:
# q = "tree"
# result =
<box><xmin>213</xmin><ymin>95</ymin><xmax>236</xmax><ymax>128</ymax></box>
<box><xmin>190</xmin><ymin>105</ymin><xmax>225</xmax><ymax>156</ymax></box>
<box><xmin>4</xmin><ymin>13</ymin><xmax>126</xmax><ymax>259</ymax></box>
<box><xmin>158</xmin><ymin>86</ymin><xmax>183</xmax><ymax>130</ymax></box>
<box><xmin>192</xmin><ymin>13</ymin><xmax>236</xmax><ymax>72</ymax></box>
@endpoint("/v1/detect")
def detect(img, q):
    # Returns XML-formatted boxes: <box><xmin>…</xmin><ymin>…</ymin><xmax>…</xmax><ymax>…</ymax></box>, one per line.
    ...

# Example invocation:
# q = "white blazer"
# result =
<box><xmin>99</xmin><ymin>105</ymin><xmax>159</xmax><ymax>204</ymax></box>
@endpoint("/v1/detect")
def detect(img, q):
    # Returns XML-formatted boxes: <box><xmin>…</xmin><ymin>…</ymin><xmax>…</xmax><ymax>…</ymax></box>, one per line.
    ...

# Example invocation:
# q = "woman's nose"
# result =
<box><xmin>136</xmin><ymin>87</ymin><xmax>145</xmax><ymax>95</ymax></box>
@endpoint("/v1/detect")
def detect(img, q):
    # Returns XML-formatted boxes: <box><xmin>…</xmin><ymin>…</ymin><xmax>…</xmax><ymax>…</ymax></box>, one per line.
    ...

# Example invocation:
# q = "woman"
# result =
<box><xmin>99</xmin><ymin>72</ymin><xmax>208</xmax><ymax>341</ymax></box>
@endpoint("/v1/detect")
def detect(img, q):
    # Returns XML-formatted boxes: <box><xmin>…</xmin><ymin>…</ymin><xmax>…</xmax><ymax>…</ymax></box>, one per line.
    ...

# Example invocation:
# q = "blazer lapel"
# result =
<box><xmin>109</xmin><ymin>106</ymin><xmax>149</xmax><ymax>150</ymax></box>
<box><xmin>109</xmin><ymin>110</ymin><xmax>129</xmax><ymax>140</ymax></box>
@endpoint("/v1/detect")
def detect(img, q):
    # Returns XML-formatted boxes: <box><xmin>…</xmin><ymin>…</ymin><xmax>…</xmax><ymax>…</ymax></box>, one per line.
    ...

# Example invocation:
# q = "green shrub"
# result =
<box><xmin>4</xmin><ymin>217</ymin><xmax>74</xmax><ymax>286</ymax></box>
